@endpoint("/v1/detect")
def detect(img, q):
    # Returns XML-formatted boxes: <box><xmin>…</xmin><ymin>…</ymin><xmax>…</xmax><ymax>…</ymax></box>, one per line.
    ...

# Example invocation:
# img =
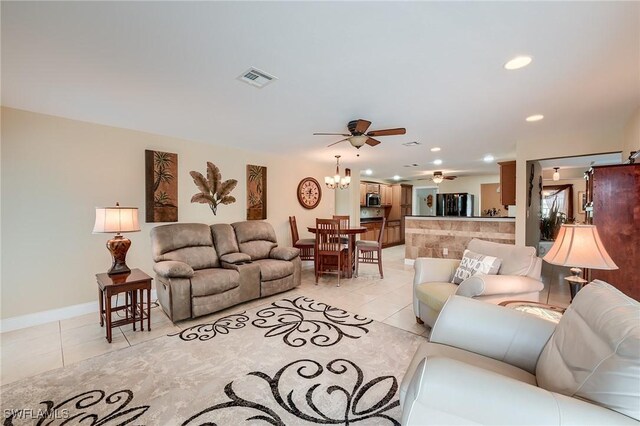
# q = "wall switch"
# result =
<box><xmin>443</xmin><ymin>248</ymin><xmax>448</xmax><ymax>256</ymax></box>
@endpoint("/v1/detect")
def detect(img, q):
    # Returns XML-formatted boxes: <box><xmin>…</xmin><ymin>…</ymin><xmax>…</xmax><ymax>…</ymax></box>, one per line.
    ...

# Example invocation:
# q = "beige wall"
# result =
<box><xmin>623</xmin><ymin>107</ymin><xmax>640</xmax><ymax>159</ymax></box>
<box><xmin>1</xmin><ymin>107</ymin><xmax>335</xmax><ymax>319</ymax></box>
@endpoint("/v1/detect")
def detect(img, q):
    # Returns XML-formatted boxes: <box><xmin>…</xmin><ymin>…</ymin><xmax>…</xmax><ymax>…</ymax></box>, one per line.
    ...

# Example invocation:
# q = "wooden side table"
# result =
<box><xmin>96</xmin><ymin>268</ymin><xmax>152</xmax><ymax>343</ymax></box>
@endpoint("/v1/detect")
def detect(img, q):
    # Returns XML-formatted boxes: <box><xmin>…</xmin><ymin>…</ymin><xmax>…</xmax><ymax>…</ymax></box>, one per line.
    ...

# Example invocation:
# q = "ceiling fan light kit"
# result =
<box><xmin>432</xmin><ymin>172</ymin><xmax>444</xmax><ymax>184</ymax></box>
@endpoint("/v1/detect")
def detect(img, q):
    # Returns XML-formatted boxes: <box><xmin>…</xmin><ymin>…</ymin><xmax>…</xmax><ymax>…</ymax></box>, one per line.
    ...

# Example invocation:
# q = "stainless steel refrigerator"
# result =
<box><xmin>436</xmin><ymin>193</ymin><xmax>474</xmax><ymax>217</ymax></box>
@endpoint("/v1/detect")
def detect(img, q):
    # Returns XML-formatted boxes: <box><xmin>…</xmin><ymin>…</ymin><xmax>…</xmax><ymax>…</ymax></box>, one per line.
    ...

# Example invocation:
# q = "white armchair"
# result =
<box><xmin>401</xmin><ymin>280</ymin><xmax>640</xmax><ymax>425</ymax></box>
<box><xmin>413</xmin><ymin>238</ymin><xmax>543</xmax><ymax>327</ymax></box>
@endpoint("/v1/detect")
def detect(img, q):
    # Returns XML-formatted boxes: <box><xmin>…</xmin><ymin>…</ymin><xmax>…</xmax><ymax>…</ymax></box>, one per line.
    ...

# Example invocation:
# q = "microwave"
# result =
<box><xmin>366</xmin><ymin>193</ymin><xmax>381</xmax><ymax>207</ymax></box>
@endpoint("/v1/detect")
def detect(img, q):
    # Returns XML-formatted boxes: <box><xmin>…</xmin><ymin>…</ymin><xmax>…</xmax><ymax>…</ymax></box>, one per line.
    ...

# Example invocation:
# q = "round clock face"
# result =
<box><xmin>297</xmin><ymin>177</ymin><xmax>322</xmax><ymax>209</ymax></box>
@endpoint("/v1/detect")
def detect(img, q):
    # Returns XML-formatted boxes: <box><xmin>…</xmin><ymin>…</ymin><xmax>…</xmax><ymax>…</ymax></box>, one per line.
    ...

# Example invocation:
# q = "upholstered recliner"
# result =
<box><xmin>150</xmin><ymin>221</ymin><xmax>300</xmax><ymax>322</ymax></box>
<box><xmin>400</xmin><ymin>280</ymin><xmax>640</xmax><ymax>425</ymax></box>
<box><xmin>231</xmin><ymin>221</ymin><xmax>302</xmax><ymax>297</ymax></box>
<box><xmin>413</xmin><ymin>238</ymin><xmax>544</xmax><ymax>327</ymax></box>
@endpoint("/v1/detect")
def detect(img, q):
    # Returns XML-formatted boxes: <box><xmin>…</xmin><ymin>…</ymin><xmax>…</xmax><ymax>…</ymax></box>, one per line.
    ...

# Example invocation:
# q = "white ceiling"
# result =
<box><xmin>2</xmin><ymin>2</ymin><xmax>638</xmax><ymax>180</ymax></box>
<box><xmin>538</xmin><ymin>152</ymin><xmax>622</xmax><ymax>170</ymax></box>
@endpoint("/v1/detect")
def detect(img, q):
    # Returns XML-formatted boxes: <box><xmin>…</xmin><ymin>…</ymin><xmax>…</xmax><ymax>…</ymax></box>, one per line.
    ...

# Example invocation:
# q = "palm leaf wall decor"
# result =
<box><xmin>145</xmin><ymin>150</ymin><xmax>178</xmax><ymax>222</ymax></box>
<box><xmin>190</xmin><ymin>162</ymin><xmax>237</xmax><ymax>215</ymax></box>
<box><xmin>246</xmin><ymin>164</ymin><xmax>267</xmax><ymax>220</ymax></box>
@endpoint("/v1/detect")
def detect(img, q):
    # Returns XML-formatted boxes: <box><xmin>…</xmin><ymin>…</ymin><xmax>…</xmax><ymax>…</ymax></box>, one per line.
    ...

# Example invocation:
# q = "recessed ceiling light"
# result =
<box><xmin>483</xmin><ymin>155</ymin><xmax>494</xmax><ymax>163</ymax></box>
<box><xmin>526</xmin><ymin>114</ymin><xmax>544</xmax><ymax>122</ymax></box>
<box><xmin>393</xmin><ymin>175</ymin><xmax>401</xmax><ymax>181</ymax></box>
<box><xmin>504</xmin><ymin>56</ymin><xmax>532</xmax><ymax>70</ymax></box>
<box><xmin>365</xmin><ymin>169</ymin><xmax>373</xmax><ymax>175</ymax></box>
<box><xmin>433</xmin><ymin>159</ymin><xmax>443</xmax><ymax>165</ymax></box>
<box><xmin>430</xmin><ymin>147</ymin><xmax>441</xmax><ymax>152</ymax></box>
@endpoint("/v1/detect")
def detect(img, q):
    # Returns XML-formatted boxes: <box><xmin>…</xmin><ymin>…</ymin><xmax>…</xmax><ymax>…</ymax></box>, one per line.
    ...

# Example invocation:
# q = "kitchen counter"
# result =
<box><xmin>405</xmin><ymin>216</ymin><xmax>515</xmax><ymax>260</ymax></box>
<box><xmin>406</xmin><ymin>215</ymin><xmax>515</xmax><ymax>222</ymax></box>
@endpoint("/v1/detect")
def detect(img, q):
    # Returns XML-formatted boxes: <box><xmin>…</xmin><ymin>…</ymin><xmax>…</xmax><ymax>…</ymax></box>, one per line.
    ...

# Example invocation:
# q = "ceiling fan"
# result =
<box><xmin>418</xmin><ymin>171</ymin><xmax>457</xmax><ymax>183</ymax></box>
<box><xmin>314</xmin><ymin>119</ymin><xmax>406</xmax><ymax>149</ymax></box>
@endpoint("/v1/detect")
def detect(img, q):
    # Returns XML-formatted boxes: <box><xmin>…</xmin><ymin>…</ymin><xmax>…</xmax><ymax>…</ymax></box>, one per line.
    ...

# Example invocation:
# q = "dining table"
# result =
<box><xmin>307</xmin><ymin>225</ymin><xmax>367</xmax><ymax>278</ymax></box>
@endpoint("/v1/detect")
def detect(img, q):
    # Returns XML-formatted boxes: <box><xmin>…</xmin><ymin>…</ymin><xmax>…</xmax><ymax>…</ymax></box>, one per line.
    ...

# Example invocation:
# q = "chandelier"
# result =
<box><xmin>325</xmin><ymin>155</ymin><xmax>351</xmax><ymax>190</ymax></box>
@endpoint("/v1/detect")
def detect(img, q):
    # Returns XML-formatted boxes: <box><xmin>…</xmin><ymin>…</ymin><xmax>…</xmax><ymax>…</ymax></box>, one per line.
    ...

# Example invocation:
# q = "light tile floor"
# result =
<box><xmin>0</xmin><ymin>245</ymin><xmax>570</xmax><ymax>386</ymax></box>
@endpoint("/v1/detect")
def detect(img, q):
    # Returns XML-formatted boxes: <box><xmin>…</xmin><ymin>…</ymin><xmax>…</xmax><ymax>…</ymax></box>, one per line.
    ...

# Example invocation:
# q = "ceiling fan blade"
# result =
<box><xmin>327</xmin><ymin>138</ymin><xmax>350</xmax><ymax>147</ymax></box>
<box><xmin>314</xmin><ymin>132</ymin><xmax>351</xmax><ymax>136</ymax></box>
<box><xmin>354</xmin><ymin>119</ymin><xmax>372</xmax><ymax>134</ymax></box>
<box><xmin>365</xmin><ymin>137</ymin><xmax>382</xmax><ymax>146</ymax></box>
<box><xmin>445</xmin><ymin>176</ymin><xmax>457</xmax><ymax>180</ymax></box>
<box><xmin>366</xmin><ymin>128</ymin><xmax>406</xmax><ymax>137</ymax></box>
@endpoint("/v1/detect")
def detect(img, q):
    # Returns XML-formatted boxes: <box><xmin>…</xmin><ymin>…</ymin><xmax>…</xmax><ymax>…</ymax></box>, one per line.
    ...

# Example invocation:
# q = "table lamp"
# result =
<box><xmin>93</xmin><ymin>202</ymin><xmax>140</xmax><ymax>275</ymax></box>
<box><xmin>543</xmin><ymin>224</ymin><xmax>617</xmax><ymax>300</ymax></box>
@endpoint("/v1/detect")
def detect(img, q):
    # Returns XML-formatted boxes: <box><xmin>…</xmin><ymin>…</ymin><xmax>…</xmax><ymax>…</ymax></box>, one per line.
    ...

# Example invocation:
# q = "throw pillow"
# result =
<box><xmin>452</xmin><ymin>249</ymin><xmax>502</xmax><ymax>284</ymax></box>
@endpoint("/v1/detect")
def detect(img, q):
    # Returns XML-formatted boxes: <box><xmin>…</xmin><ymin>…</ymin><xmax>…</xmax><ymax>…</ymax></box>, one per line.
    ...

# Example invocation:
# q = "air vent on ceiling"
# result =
<box><xmin>402</xmin><ymin>141</ymin><xmax>421</xmax><ymax>147</ymax></box>
<box><xmin>237</xmin><ymin>67</ymin><xmax>277</xmax><ymax>88</ymax></box>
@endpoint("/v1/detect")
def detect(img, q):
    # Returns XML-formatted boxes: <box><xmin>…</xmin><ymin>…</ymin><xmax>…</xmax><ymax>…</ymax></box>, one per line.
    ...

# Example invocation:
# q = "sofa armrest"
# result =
<box><xmin>220</xmin><ymin>253</ymin><xmax>252</xmax><ymax>265</ymax></box>
<box><xmin>153</xmin><ymin>261</ymin><xmax>194</xmax><ymax>278</ymax></box>
<box><xmin>413</xmin><ymin>258</ymin><xmax>460</xmax><ymax>285</ymax></box>
<box><xmin>456</xmin><ymin>274</ymin><xmax>544</xmax><ymax>297</ymax></box>
<box><xmin>270</xmin><ymin>246</ymin><xmax>300</xmax><ymax>261</ymax></box>
<box><xmin>430</xmin><ymin>296</ymin><xmax>555</xmax><ymax>374</ymax></box>
<box><xmin>402</xmin><ymin>357</ymin><xmax>637</xmax><ymax>426</ymax></box>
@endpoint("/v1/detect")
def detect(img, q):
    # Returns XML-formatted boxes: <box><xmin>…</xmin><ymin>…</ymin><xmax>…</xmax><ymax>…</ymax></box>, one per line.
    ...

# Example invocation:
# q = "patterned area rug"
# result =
<box><xmin>1</xmin><ymin>296</ymin><xmax>422</xmax><ymax>425</ymax></box>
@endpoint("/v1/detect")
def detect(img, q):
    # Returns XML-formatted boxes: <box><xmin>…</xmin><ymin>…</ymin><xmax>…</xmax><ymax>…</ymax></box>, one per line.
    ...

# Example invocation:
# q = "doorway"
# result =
<box><xmin>414</xmin><ymin>187</ymin><xmax>437</xmax><ymax>216</ymax></box>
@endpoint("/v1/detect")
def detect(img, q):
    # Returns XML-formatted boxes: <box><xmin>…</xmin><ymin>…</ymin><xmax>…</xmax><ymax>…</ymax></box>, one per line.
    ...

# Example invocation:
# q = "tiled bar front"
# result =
<box><xmin>404</xmin><ymin>216</ymin><xmax>516</xmax><ymax>260</ymax></box>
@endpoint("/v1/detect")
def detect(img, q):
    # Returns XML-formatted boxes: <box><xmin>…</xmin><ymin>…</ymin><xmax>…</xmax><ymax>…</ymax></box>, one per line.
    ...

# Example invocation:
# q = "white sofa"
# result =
<box><xmin>400</xmin><ymin>280</ymin><xmax>640</xmax><ymax>425</ymax></box>
<box><xmin>413</xmin><ymin>238</ymin><xmax>544</xmax><ymax>327</ymax></box>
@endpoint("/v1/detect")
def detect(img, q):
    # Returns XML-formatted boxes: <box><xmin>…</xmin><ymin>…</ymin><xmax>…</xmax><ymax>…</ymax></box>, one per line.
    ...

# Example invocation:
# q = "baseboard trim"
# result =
<box><xmin>404</xmin><ymin>258</ymin><xmax>415</xmax><ymax>266</ymax></box>
<box><xmin>0</xmin><ymin>290</ymin><xmax>158</xmax><ymax>333</ymax></box>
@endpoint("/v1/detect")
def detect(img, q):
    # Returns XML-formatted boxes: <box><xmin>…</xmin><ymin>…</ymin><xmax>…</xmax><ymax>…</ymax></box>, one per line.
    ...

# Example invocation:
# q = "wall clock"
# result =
<box><xmin>297</xmin><ymin>177</ymin><xmax>322</xmax><ymax>209</ymax></box>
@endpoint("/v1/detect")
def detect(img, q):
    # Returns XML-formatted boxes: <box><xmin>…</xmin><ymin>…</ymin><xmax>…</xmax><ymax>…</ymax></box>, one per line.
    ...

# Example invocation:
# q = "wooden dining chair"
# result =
<box><xmin>289</xmin><ymin>216</ymin><xmax>314</xmax><ymax>261</ymax></box>
<box><xmin>355</xmin><ymin>218</ymin><xmax>386</xmax><ymax>279</ymax></box>
<box><xmin>315</xmin><ymin>218</ymin><xmax>346</xmax><ymax>286</ymax></box>
<box><xmin>332</xmin><ymin>215</ymin><xmax>350</xmax><ymax>244</ymax></box>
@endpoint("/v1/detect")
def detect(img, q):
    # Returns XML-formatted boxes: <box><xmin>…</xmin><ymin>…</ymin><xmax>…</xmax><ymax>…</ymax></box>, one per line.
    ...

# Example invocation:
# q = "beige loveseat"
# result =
<box><xmin>150</xmin><ymin>221</ymin><xmax>301</xmax><ymax>322</ymax></box>
<box><xmin>401</xmin><ymin>280</ymin><xmax>640</xmax><ymax>425</ymax></box>
<box><xmin>413</xmin><ymin>238</ymin><xmax>543</xmax><ymax>327</ymax></box>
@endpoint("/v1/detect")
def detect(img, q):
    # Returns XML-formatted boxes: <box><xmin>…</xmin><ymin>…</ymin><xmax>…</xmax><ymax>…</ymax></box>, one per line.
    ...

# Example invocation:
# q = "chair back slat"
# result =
<box><xmin>377</xmin><ymin>218</ymin><xmax>387</xmax><ymax>244</ymax></box>
<box><xmin>315</xmin><ymin>219</ymin><xmax>342</xmax><ymax>253</ymax></box>
<box><xmin>289</xmin><ymin>216</ymin><xmax>300</xmax><ymax>244</ymax></box>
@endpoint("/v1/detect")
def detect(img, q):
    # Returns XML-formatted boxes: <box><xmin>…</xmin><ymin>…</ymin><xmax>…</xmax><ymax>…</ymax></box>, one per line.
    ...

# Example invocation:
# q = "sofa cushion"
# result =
<box><xmin>536</xmin><ymin>280</ymin><xmax>640</xmax><ymax>421</ymax></box>
<box><xmin>415</xmin><ymin>282</ymin><xmax>457</xmax><ymax>313</ymax></box>
<box><xmin>190</xmin><ymin>268</ymin><xmax>239</xmax><ymax>297</ymax></box>
<box><xmin>151</xmin><ymin>223</ymin><xmax>219</xmax><ymax>269</ymax></box>
<box><xmin>253</xmin><ymin>259</ymin><xmax>294</xmax><ymax>281</ymax></box>
<box><xmin>232</xmin><ymin>221</ymin><xmax>278</xmax><ymax>260</ymax></box>
<box><xmin>211</xmin><ymin>223</ymin><xmax>240</xmax><ymax>256</ymax></box>
<box><xmin>467</xmin><ymin>238</ymin><xmax>536</xmax><ymax>277</ymax></box>
<box><xmin>452</xmin><ymin>249</ymin><xmax>502</xmax><ymax>284</ymax></box>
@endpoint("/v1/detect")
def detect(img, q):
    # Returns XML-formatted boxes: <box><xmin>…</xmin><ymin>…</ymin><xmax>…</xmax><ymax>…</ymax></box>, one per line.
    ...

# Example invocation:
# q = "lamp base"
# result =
<box><xmin>106</xmin><ymin>235</ymin><xmax>132</xmax><ymax>275</ymax></box>
<box><xmin>564</xmin><ymin>267</ymin><xmax>588</xmax><ymax>301</ymax></box>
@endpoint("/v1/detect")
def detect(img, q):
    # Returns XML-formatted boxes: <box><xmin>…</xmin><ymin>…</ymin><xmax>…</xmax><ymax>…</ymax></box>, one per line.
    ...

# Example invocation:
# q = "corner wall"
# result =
<box><xmin>1</xmin><ymin>107</ymin><xmax>335</xmax><ymax>319</ymax></box>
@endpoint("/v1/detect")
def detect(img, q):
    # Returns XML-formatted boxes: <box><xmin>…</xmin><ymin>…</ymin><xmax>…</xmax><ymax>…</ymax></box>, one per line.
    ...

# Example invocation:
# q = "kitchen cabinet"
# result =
<box><xmin>361</xmin><ymin>220</ymin><xmax>402</xmax><ymax>247</ymax></box>
<box><xmin>585</xmin><ymin>164</ymin><xmax>639</xmax><ymax>300</ymax></box>
<box><xmin>380</xmin><ymin>184</ymin><xmax>392</xmax><ymax>206</ymax></box>
<box><xmin>498</xmin><ymin>161</ymin><xmax>516</xmax><ymax>207</ymax></box>
<box><xmin>366</xmin><ymin>183</ymin><xmax>380</xmax><ymax>194</ymax></box>
<box><xmin>359</xmin><ymin>183</ymin><xmax>367</xmax><ymax>206</ymax></box>
<box><xmin>389</xmin><ymin>184</ymin><xmax>412</xmax><ymax>244</ymax></box>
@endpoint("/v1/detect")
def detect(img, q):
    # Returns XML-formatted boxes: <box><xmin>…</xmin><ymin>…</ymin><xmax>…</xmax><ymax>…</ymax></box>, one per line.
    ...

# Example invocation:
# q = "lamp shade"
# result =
<box><xmin>543</xmin><ymin>224</ymin><xmax>617</xmax><ymax>270</ymax></box>
<box><xmin>93</xmin><ymin>205</ymin><xmax>140</xmax><ymax>234</ymax></box>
